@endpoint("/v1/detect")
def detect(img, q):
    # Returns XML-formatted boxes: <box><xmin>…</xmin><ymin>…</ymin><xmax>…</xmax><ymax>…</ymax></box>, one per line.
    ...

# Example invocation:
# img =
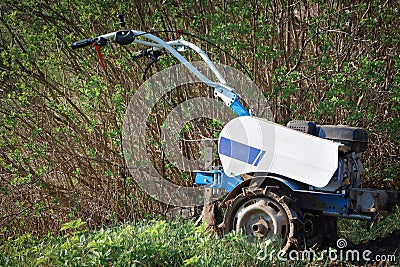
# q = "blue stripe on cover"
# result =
<box><xmin>219</xmin><ymin>137</ymin><xmax>265</xmax><ymax>166</ymax></box>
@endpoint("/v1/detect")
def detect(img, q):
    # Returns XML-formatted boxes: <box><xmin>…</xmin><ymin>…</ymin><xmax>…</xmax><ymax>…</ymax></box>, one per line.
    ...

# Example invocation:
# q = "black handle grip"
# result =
<box><xmin>71</xmin><ymin>38</ymin><xmax>95</xmax><ymax>49</ymax></box>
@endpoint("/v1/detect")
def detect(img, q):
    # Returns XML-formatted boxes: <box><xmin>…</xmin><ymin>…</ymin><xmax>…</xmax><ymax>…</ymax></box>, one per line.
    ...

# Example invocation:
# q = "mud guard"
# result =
<box><xmin>218</xmin><ymin>117</ymin><xmax>340</xmax><ymax>188</ymax></box>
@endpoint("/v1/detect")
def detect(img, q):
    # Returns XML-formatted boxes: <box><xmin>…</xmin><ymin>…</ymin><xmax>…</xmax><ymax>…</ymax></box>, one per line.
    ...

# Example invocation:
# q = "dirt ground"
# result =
<box><xmin>337</xmin><ymin>229</ymin><xmax>400</xmax><ymax>266</ymax></box>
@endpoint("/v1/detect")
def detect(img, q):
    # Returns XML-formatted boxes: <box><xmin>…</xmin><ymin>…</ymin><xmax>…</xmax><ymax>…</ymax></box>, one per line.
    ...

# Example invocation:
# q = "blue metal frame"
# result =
<box><xmin>194</xmin><ymin>170</ymin><xmax>243</xmax><ymax>193</ymax></box>
<box><xmin>293</xmin><ymin>190</ymin><xmax>349</xmax><ymax>214</ymax></box>
<box><xmin>230</xmin><ymin>99</ymin><xmax>250</xmax><ymax>117</ymax></box>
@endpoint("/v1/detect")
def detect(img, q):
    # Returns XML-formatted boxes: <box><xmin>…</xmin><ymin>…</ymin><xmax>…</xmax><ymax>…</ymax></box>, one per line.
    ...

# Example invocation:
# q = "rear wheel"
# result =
<box><xmin>223</xmin><ymin>188</ymin><xmax>297</xmax><ymax>252</ymax></box>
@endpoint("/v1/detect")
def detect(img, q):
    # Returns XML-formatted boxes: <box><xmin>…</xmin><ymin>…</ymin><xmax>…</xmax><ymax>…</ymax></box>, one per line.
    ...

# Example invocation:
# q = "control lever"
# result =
<box><xmin>143</xmin><ymin>50</ymin><xmax>163</xmax><ymax>80</ymax></box>
<box><xmin>117</xmin><ymin>14</ymin><xmax>126</xmax><ymax>29</ymax></box>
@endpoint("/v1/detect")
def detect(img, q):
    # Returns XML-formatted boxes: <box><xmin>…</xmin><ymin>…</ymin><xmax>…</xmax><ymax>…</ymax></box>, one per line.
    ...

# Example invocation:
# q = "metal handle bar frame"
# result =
<box><xmin>93</xmin><ymin>30</ymin><xmax>249</xmax><ymax>112</ymax></box>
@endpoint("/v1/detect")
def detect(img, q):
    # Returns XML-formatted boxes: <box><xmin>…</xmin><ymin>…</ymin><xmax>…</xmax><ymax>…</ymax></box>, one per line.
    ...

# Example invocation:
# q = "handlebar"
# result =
<box><xmin>71</xmin><ymin>29</ymin><xmax>228</xmax><ymax>87</ymax></box>
<box><xmin>70</xmin><ymin>27</ymin><xmax>248</xmax><ymax>114</ymax></box>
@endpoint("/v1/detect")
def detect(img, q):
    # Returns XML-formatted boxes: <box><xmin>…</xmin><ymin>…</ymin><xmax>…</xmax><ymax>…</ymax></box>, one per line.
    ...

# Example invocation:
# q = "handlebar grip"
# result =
<box><xmin>71</xmin><ymin>38</ymin><xmax>95</xmax><ymax>49</ymax></box>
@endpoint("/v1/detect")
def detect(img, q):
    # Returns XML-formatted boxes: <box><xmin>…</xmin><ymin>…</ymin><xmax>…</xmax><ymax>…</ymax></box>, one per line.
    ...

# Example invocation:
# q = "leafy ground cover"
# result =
<box><xmin>1</xmin><ymin>208</ymin><xmax>399</xmax><ymax>267</ymax></box>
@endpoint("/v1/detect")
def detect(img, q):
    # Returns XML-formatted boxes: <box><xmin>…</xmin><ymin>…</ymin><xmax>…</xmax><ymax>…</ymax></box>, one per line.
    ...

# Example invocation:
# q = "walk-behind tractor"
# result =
<box><xmin>72</xmin><ymin>15</ymin><xmax>399</xmax><ymax>251</ymax></box>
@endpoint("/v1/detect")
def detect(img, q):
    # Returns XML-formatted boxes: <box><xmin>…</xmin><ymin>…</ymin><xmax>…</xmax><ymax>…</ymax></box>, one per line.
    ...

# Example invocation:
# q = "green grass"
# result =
<box><xmin>1</xmin><ymin>208</ymin><xmax>399</xmax><ymax>267</ymax></box>
<box><xmin>0</xmin><ymin>220</ymin><xmax>269</xmax><ymax>267</ymax></box>
<box><xmin>339</xmin><ymin>208</ymin><xmax>400</xmax><ymax>243</ymax></box>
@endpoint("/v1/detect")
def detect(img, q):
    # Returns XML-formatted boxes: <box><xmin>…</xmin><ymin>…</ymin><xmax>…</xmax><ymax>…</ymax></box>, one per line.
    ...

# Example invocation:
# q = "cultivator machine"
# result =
<box><xmin>196</xmin><ymin>119</ymin><xmax>399</xmax><ymax>249</ymax></box>
<box><xmin>72</xmin><ymin>15</ymin><xmax>399</xmax><ymax>251</ymax></box>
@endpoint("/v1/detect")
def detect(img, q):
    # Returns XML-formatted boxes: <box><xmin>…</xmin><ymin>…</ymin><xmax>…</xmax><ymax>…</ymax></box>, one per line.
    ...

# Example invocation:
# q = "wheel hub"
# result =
<box><xmin>251</xmin><ymin>217</ymin><xmax>270</xmax><ymax>237</ymax></box>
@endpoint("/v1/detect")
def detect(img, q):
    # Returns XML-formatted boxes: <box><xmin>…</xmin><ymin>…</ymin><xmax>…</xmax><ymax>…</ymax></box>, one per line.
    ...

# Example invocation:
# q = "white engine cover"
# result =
<box><xmin>218</xmin><ymin>116</ymin><xmax>340</xmax><ymax>188</ymax></box>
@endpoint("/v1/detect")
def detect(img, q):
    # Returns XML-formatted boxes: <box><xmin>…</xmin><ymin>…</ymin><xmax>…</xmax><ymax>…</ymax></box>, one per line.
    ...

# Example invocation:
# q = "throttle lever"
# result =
<box><xmin>93</xmin><ymin>37</ymin><xmax>107</xmax><ymax>71</ymax></box>
<box><xmin>94</xmin><ymin>44</ymin><xmax>105</xmax><ymax>71</ymax></box>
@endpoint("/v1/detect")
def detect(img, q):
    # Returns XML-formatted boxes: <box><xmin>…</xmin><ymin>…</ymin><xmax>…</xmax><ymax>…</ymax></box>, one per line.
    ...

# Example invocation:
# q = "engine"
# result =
<box><xmin>287</xmin><ymin>121</ymin><xmax>368</xmax><ymax>193</ymax></box>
